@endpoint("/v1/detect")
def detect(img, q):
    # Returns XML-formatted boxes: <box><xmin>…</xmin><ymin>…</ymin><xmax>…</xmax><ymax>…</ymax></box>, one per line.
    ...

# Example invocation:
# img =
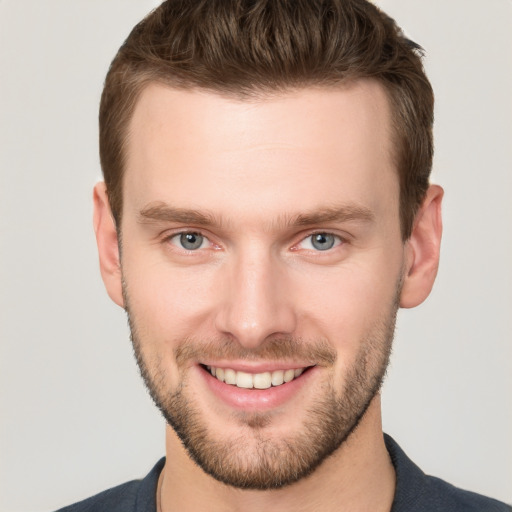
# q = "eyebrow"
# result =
<box><xmin>138</xmin><ymin>202</ymin><xmax>374</xmax><ymax>229</ymax></box>
<box><xmin>139</xmin><ymin>203</ymin><xmax>219</xmax><ymax>227</ymax></box>
<box><xmin>292</xmin><ymin>205</ymin><xmax>374</xmax><ymax>226</ymax></box>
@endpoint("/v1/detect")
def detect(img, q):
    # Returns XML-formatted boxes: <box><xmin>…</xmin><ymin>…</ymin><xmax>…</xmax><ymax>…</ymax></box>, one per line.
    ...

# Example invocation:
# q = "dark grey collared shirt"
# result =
<box><xmin>56</xmin><ymin>434</ymin><xmax>511</xmax><ymax>511</ymax></box>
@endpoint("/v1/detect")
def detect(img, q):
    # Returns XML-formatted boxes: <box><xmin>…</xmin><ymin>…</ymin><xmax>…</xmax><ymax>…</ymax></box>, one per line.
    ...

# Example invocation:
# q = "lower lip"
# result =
<box><xmin>198</xmin><ymin>365</ymin><xmax>317</xmax><ymax>411</ymax></box>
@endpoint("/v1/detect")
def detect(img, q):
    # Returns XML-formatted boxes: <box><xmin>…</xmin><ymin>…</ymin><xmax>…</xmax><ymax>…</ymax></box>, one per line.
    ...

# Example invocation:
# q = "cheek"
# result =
<box><xmin>123</xmin><ymin>253</ymin><xmax>218</xmax><ymax>341</ymax></box>
<box><xmin>295</xmin><ymin>266</ymin><xmax>399</xmax><ymax>391</ymax></box>
<box><xmin>294</xmin><ymin>261</ymin><xmax>400</xmax><ymax>348</ymax></box>
<box><xmin>123</xmin><ymin>260</ymin><xmax>218</xmax><ymax>391</ymax></box>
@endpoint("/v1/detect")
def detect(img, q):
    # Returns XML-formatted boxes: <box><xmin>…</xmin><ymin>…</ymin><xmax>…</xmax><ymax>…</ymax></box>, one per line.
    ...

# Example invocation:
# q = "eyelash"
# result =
<box><xmin>165</xmin><ymin>230</ymin><xmax>345</xmax><ymax>253</ymax></box>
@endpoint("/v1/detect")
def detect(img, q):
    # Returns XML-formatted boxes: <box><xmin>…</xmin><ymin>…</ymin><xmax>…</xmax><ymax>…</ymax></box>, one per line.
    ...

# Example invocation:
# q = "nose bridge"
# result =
<box><xmin>215</xmin><ymin>242</ymin><xmax>296</xmax><ymax>348</ymax></box>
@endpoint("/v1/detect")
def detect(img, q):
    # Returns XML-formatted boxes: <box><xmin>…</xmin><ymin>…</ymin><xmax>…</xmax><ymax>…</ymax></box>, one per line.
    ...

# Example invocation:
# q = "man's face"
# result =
<box><xmin>119</xmin><ymin>81</ymin><xmax>406</xmax><ymax>489</ymax></box>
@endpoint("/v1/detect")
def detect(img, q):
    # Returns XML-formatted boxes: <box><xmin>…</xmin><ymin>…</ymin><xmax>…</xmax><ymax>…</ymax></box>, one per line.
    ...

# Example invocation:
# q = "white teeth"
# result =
<box><xmin>236</xmin><ymin>371</ymin><xmax>253</xmax><ymax>389</ymax></box>
<box><xmin>271</xmin><ymin>370</ymin><xmax>284</xmax><ymax>386</ymax></box>
<box><xmin>283</xmin><ymin>369</ymin><xmax>295</xmax><ymax>383</ymax></box>
<box><xmin>208</xmin><ymin>366</ymin><xmax>307</xmax><ymax>389</ymax></box>
<box><xmin>215</xmin><ymin>367</ymin><xmax>225</xmax><ymax>382</ymax></box>
<box><xmin>224</xmin><ymin>368</ymin><xmax>236</xmax><ymax>385</ymax></box>
<box><xmin>253</xmin><ymin>372</ymin><xmax>272</xmax><ymax>389</ymax></box>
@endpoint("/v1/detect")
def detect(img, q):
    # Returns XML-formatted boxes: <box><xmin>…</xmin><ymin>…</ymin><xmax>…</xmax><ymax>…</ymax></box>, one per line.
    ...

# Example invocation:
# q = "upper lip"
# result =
<box><xmin>200</xmin><ymin>361</ymin><xmax>315</xmax><ymax>373</ymax></box>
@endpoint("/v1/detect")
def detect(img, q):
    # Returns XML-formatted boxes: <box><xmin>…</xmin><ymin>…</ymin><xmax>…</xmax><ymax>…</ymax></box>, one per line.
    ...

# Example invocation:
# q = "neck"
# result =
<box><xmin>159</xmin><ymin>395</ymin><xmax>395</xmax><ymax>512</ymax></box>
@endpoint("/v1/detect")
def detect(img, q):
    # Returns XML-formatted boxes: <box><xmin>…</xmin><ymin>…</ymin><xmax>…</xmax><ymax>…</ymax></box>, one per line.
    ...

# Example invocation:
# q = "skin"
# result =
<box><xmin>94</xmin><ymin>80</ymin><xmax>443</xmax><ymax>511</ymax></box>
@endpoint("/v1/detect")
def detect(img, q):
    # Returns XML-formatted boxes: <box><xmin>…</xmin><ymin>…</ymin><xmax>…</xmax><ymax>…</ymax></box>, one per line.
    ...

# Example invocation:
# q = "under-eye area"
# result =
<box><xmin>200</xmin><ymin>364</ymin><xmax>314</xmax><ymax>389</ymax></box>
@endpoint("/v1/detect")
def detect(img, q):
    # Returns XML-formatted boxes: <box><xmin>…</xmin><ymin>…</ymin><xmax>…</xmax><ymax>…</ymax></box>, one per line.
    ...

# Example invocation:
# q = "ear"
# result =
<box><xmin>400</xmin><ymin>184</ymin><xmax>444</xmax><ymax>309</ymax></box>
<box><xmin>93</xmin><ymin>182</ymin><xmax>124</xmax><ymax>308</ymax></box>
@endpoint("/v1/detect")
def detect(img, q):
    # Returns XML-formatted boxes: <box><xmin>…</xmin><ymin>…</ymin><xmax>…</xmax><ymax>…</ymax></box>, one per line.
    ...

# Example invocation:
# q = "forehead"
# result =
<box><xmin>128</xmin><ymin>80</ymin><xmax>393</xmax><ymax>155</ymax></box>
<box><xmin>123</xmin><ymin>81</ymin><xmax>397</xmax><ymax>224</ymax></box>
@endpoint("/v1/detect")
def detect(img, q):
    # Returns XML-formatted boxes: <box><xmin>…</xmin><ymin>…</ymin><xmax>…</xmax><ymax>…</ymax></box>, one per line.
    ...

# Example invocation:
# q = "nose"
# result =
<box><xmin>214</xmin><ymin>247</ymin><xmax>297</xmax><ymax>349</ymax></box>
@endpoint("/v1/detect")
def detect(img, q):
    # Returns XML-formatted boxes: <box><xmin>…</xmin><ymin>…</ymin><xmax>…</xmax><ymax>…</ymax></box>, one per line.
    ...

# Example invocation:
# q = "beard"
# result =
<box><xmin>124</xmin><ymin>283</ymin><xmax>399</xmax><ymax>490</ymax></box>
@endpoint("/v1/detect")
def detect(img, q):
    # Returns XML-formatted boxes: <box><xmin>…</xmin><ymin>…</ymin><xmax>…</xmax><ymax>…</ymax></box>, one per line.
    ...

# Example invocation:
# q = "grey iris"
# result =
<box><xmin>180</xmin><ymin>232</ymin><xmax>203</xmax><ymax>250</ymax></box>
<box><xmin>311</xmin><ymin>233</ymin><xmax>335</xmax><ymax>251</ymax></box>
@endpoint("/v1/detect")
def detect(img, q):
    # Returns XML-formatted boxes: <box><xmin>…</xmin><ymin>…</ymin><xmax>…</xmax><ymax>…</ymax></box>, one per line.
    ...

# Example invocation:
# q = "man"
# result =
<box><xmin>58</xmin><ymin>0</ymin><xmax>511</xmax><ymax>510</ymax></box>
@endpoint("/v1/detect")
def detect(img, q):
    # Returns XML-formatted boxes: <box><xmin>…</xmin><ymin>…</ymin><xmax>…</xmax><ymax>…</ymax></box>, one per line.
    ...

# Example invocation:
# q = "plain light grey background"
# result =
<box><xmin>1</xmin><ymin>1</ymin><xmax>511</xmax><ymax>511</ymax></box>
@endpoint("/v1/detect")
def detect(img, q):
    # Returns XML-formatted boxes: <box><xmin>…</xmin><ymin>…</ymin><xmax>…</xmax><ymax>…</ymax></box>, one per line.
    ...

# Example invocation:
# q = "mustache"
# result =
<box><xmin>174</xmin><ymin>336</ymin><xmax>337</xmax><ymax>368</ymax></box>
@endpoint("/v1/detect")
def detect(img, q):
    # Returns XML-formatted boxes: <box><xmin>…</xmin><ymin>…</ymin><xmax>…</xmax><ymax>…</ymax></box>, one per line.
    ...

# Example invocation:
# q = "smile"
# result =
<box><xmin>206</xmin><ymin>365</ymin><xmax>308</xmax><ymax>389</ymax></box>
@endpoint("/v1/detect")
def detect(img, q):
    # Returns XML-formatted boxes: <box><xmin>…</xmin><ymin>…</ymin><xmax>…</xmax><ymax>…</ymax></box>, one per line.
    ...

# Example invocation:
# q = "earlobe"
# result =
<box><xmin>400</xmin><ymin>184</ymin><xmax>444</xmax><ymax>309</ymax></box>
<box><xmin>93</xmin><ymin>182</ymin><xmax>124</xmax><ymax>308</ymax></box>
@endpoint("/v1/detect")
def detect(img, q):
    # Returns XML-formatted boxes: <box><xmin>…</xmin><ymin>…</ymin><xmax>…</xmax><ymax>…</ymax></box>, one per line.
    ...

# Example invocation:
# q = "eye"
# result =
<box><xmin>170</xmin><ymin>232</ymin><xmax>209</xmax><ymax>251</ymax></box>
<box><xmin>299</xmin><ymin>233</ymin><xmax>342</xmax><ymax>251</ymax></box>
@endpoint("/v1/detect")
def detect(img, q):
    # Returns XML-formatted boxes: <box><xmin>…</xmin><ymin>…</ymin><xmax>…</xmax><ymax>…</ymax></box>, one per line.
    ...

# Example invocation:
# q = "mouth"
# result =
<box><xmin>201</xmin><ymin>364</ymin><xmax>313</xmax><ymax>389</ymax></box>
<box><xmin>198</xmin><ymin>362</ymin><xmax>318</xmax><ymax>411</ymax></box>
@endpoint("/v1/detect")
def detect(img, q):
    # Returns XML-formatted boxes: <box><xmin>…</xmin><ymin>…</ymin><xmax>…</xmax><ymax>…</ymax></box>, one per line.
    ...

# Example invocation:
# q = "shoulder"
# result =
<box><xmin>55</xmin><ymin>480</ymin><xmax>141</xmax><ymax>512</ymax></box>
<box><xmin>384</xmin><ymin>434</ymin><xmax>511</xmax><ymax>512</ymax></box>
<box><xmin>54</xmin><ymin>458</ymin><xmax>165</xmax><ymax>512</ymax></box>
<box><xmin>420</xmin><ymin>474</ymin><xmax>512</xmax><ymax>512</ymax></box>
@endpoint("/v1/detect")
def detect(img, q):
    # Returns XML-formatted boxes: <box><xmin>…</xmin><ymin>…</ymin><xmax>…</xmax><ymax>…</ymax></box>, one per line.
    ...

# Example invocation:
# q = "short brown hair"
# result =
<box><xmin>99</xmin><ymin>0</ymin><xmax>433</xmax><ymax>240</ymax></box>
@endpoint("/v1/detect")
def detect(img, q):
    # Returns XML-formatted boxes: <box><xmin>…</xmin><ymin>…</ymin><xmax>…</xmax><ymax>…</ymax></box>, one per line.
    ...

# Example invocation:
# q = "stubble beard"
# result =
<box><xmin>125</xmin><ymin>286</ymin><xmax>399</xmax><ymax>490</ymax></box>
